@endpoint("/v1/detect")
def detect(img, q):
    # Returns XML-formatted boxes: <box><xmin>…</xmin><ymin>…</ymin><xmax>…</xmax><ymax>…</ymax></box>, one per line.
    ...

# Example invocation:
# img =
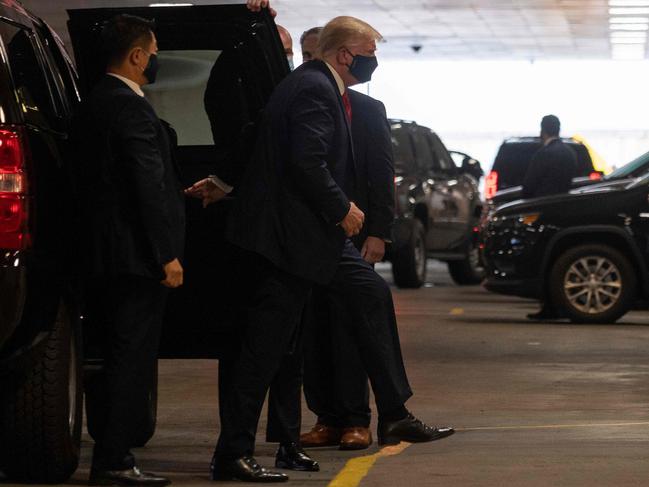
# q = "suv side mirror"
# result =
<box><xmin>461</xmin><ymin>156</ymin><xmax>484</xmax><ymax>180</ymax></box>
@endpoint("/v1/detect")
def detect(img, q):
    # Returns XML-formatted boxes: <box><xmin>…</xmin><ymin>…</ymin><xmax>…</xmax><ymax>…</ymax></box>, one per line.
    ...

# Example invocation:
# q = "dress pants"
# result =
<box><xmin>89</xmin><ymin>275</ymin><xmax>168</xmax><ymax>471</ymax></box>
<box><xmin>218</xmin><ymin>240</ymin><xmax>412</xmax><ymax>457</ymax></box>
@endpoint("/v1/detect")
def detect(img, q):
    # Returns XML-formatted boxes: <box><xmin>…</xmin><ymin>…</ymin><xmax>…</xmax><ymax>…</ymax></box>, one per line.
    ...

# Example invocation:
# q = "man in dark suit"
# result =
<box><xmin>75</xmin><ymin>15</ymin><xmax>184</xmax><ymax>486</ymax></box>
<box><xmin>207</xmin><ymin>16</ymin><xmax>453</xmax><ymax>483</ymax></box>
<box><xmin>522</xmin><ymin>115</ymin><xmax>577</xmax><ymax>199</ymax></box>
<box><xmin>523</xmin><ymin>115</ymin><xmax>576</xmax><ymax>321</ymax></box>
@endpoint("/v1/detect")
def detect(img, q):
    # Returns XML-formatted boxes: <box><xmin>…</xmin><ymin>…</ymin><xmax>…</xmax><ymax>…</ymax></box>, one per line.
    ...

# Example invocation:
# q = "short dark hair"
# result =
<box><xmin>541</xmin><ymin>114</ymin><xmax>560</xmax><ymax>137</ymax></box>
<box><xmin>102</xmin><ymin>14</ymin><xmax>155</xmax><ymax>66</ymax></box>
<box><xmin>300</xmin><ymin>26</ymin><xmax>323</xmax><ymax>47</ymax></box>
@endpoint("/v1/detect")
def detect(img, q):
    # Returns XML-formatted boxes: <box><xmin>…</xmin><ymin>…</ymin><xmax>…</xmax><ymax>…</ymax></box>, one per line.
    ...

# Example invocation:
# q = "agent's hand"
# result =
<box><xmin>161</xmin><ymin>258</ymin><xmax>183</xmax><ymax>288</ymax></box>
<box><xmin>185</xmin><ymin>178</ymin><xmax>227</xmax><ymax>207</ymax></box>
<box><xmin>340</xmin><ymin>202</ymin><xmax>364</xmax><ymax>237</ymax></box>
<box><xmin>246</xmin><ymin>0</ymin><xmax>277</xmax><ymax>17</ymax></box>
<box><xmin>361</xmin><ymin>236</ymin><xmax>385</xmax><ymax>264</ymax></box>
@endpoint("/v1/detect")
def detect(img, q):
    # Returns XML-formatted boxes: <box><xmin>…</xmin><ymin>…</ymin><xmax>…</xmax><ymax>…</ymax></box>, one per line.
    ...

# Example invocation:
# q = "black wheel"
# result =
<box><xmin>448</xmin><ymin>238</ymin><xmax>485</xmax><ymax>285</ymax></box>
<box><xmin>0</xmin><ymin>302</ymin><xmax>82</xmax><ymax>483</ymax></box>
<box><xmin>549</xmin><ymin>244</ymin><xmax>636</xmax><ymax>324</ymax></box>
<box><xmin>86</xmin><ymin>360</ymin><xmax>158</xmax><ymax>448</ymax></box>
<box><xmin>392</xmin><ymin>219</ymin><xmax>427</xmax><ymax>288</ymax></box>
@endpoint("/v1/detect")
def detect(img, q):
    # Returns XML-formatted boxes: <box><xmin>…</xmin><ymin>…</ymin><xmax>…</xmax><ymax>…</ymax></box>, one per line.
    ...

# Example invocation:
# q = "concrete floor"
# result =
<box><xmin>13</xmin><ymin>261</ymin><xmax>649</xmax><ymax>486</ymax></box>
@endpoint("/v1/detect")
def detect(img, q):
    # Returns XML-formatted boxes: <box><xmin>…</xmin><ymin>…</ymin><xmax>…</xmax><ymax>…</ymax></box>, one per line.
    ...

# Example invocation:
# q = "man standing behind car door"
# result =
<box><xmin>74</xmin><ymin>15</ymin><xmax>183</xmax><ymax>486</ymax></box>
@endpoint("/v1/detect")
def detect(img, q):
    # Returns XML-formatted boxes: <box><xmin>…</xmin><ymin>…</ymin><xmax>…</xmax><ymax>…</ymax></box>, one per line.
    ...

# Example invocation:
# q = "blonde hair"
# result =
<box><xmin>317</xmin><ymin>16</ymin><xmax>382</xmax><ymax>58</ymax></box>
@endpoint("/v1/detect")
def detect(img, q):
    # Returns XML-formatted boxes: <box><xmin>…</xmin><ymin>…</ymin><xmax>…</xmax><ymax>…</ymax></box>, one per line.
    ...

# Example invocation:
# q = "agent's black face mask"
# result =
<box><xmin>143</xmin><ymin>52</ymin><xmax>159</xmax><ymax>84</ymax></box>
<box><xmin>347</xmin><ymin>51</ymin><xmax>378</xmax><ymax>83</ymax></box>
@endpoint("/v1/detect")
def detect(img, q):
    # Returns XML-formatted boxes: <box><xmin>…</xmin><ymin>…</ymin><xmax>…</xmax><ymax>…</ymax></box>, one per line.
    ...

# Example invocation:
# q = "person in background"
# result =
<box><xmin>75</xmin><ymin>14</ymin><xmax>184</xmax><ymax>486</ymax></box>
<box><xmin>205</xmin><ymin>14</ymin><xmax>453</xmax><ymax>483</ymax></box>
<box><xmin>522</xmin><ymin>114</ymin><xmax>577</xmax><ymax>321</ymax></box>
<box><xmin>285</xmin><ymin>25</ymin><xmax>395</xmax><ymax>452</ymax></box>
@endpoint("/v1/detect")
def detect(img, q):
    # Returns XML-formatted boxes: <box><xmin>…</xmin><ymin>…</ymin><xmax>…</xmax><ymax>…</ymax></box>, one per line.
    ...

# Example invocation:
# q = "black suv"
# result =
<box><xmin>482</xmin><ymin>152</ymin><xmax>649</xmax><ymax>323</ymax></box>
<box><xmin>0</xmin><ymin>3</ymin><xmax>287</xmax><ymax>483</ymax></box>
<box><xmin>388</xmin><ymin>120</ymin><xmax>484</xmax><ymax>288</ymax></box>
<box><xmin>485</xmin><ymin>136</ymin><xmax>601</xmax><ymax>205</ymax></box>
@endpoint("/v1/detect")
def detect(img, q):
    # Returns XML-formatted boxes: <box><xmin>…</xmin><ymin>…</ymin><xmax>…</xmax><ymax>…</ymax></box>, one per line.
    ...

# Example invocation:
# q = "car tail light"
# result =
<box><xmin>485</xmin><ymin>171</ymin><xmax>498</xmax><ymax>200</ymax></box>
<box><xmin>589</xmin><ymin>172</ymin><xmax>602</xmax><ymax>181</ymax></box>
<box><xmin>0</xmin><ymin>128</ymin><xmax>28</xmax><ymax>250</ymax></box>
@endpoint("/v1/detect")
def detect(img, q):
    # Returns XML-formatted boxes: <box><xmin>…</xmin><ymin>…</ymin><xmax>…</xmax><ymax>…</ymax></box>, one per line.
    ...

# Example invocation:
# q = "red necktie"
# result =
<box><xmin>342</xmin><ymin>91</ymin><xmax>352</xmax><ymax>122</ymax></box>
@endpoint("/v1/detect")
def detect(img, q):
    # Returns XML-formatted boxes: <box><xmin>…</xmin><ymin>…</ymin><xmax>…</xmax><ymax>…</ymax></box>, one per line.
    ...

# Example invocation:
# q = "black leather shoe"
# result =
<box><xmin>210</xmin><ymin>455</ymin><xmax>288</xmax><ymax>482</ymax></box>
<box><xmin>89</xmin><ymin>466</ymin><xmax>171</xmax><ymax>486</ymax></box>
<box><xmin>378</xmin><ymin>413</ymin><xmax>455</xmax><ymax>446</ymax></box>
<box><xmin>275</xmin><ymin>443</ymin><xmax>320</xmax><ymax>472</ymax></box>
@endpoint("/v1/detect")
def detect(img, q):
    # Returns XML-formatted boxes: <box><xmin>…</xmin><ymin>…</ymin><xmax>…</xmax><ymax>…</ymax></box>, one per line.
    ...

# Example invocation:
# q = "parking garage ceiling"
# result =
<box><xmin>20</xmin><ymin>0</ymin><xmax>649</xmax><ymax>60</ymax></box>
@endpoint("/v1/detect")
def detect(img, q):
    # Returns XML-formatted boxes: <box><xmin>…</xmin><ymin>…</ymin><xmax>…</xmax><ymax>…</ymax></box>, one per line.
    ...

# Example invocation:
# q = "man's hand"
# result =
<box><xmin>161</xmin><ymin>258</ymin><xmax>183</xmax><ymax>288</ymax></box>
<box><xmin>185</xmin><ymin>178</ymin><xmax>227</xmax><ymax>208</ymax></box>
<box><xmin>340</xmin><ymin>202</ymin><xmax>364</xmax><ymax>237</ymax></box>
<box><xmin>246</xmin><ymin>0</ymin><xmax>277</xmax><ymax>17</ymax></box>
<box><xmin>361</xmin><ymin>236</ymin><xmax>385</xmax><ymax>264</ymax></box>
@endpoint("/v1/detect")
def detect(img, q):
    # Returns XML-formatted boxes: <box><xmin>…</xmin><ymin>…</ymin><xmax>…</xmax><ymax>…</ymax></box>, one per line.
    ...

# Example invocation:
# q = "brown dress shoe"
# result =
<box><xmin>299</xmin><ymin>424</ymin><xmax>342</xmax><ymax>447</ymax></box>
<box><xmin>340</xmin><ymin>427</ymin><xmax>373</xmax><ymax>451</ymax></box>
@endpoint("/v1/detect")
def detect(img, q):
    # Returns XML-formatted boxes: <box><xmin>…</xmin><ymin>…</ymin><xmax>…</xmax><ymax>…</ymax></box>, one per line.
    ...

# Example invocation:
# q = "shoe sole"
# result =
<box><xmin>211</xmin><ymin>473</ymin><xmax>289</xmax><ymax>483</ymax></box>
<box><xmin>275</xmin><ymin>461</ymin><xmax>320</xmax><ymax>472</ymax></box>
<box><xmin>378</xmin><ymin>429</ymin><xmax>455</xmax><ymax>446</ymax></box>
<box><xmin>339</xmin><ymin>442</ymin><xmax>372</xmax><ymax>451</ymax></box>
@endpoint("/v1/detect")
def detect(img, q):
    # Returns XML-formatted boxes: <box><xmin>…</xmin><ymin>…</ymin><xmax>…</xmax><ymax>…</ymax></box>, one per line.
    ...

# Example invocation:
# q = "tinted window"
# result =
<box><xmin>428</xmin><ymin>132</ymin><xmax>455</xmax><ymax>172</ymax></box>
<box><xmin>492</xmin><ymin>142</ymin><xmax>540</xmax><ymax>188</ymax></box>
<box><xmin>391</xmin><ymin>125</ymin><xmax>416</xmax><ymax>175</ymax></box>
<box><xmin>0</xmin><ymin>21</ymin><xmax>60</xmax><ymax>128</ymax></box>
<box><xmin>39</xmin><ymin>23</ymin><xmax>81</xmax><ymax>110</ymax></box>
<box><xmin>143</xmin><ymin>50</ymin><xmax>222</xmax><ymax>146</ymax></box>
<box><xmin>411</xmin><ymin>128</ymin><xmax>436</xmax><ymax>172</ymax></box>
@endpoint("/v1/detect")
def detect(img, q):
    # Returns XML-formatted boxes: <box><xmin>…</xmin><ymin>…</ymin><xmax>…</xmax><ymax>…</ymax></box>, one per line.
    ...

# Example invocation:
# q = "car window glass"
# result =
<box><xmin>143</xmin><ymin>50</ymin><xmax>222</xmax><ymax>146</ymax></box>
<box><xmin>411</xmin><ymin>129</ymin><xmax>437</xmax><ymax>172</ymax></box>
<box><xmin>429</xmin><ymin>133</ymin><xmax>455</xmax><ymax>172</ymax></box>
<box><xmin>40</xmin><ymin>22</ymin><xmax>81</xmax><ymax>109</ymax></box>
<box><xmin>0</xmin><ymin>21</ymin><xmax>60</xmax><ymax>128</ymax></box>
<box><xmin>391</xmin><ymin>125</ymin><xmax>416</xmax><ymax>175</ymax></box>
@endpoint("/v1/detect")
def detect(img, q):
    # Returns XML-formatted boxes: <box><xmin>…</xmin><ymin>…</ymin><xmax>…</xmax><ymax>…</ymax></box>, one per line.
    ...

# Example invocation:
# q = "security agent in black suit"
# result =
<box><xmin>74</xmin><ymin>15</ymin><xmax>184</xmax><ymax>486</ymax></box>
<box><xmin>204</xmin><ymin>16</ymin><xmax>453</xmax><ymax>483</ymax></box>
<box><xmin>523</xmin><ymin>114</ymin><xmax>576</xmax><ymax>321</ymax></box>
<box><xmin>522</xmin><ymin>115</ymin><xmax>577</xmax><ymax>199</ymax></box>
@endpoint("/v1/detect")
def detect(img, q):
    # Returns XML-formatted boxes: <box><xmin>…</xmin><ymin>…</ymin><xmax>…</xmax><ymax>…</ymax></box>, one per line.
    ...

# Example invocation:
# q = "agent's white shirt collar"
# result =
<box><xmin>324</xmin><ymin>62</ymin><xmax>345</xmax><ymax>95</ymax></box>
<box><xmin>107</xmin><ymin>72</ymin><xmax>145</xmax><ymax>97</ymax></box>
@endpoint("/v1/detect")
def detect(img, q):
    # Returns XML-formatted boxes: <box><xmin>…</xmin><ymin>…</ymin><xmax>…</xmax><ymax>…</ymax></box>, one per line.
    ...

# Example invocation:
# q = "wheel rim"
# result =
<box><xmin>563</xmin><ymin>256</ymin><xmax>622</xmax><ymax>315</ymax></box>
<box><xmin>415</xmin><ymin>235</ymin><xmax>426</xmax><ymax>282</ymax></box>
<box><xmin>68</xmin><ymin>330</ymin><xmax>77</xmax><ymax>436</ymax></box>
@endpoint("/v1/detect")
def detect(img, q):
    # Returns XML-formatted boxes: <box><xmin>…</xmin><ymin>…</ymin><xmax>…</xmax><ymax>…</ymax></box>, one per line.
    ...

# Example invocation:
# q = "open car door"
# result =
<box><xmin>67</xmin><ymin>4</ymin><xmax>289</xmax><ymax>358</ymax></box>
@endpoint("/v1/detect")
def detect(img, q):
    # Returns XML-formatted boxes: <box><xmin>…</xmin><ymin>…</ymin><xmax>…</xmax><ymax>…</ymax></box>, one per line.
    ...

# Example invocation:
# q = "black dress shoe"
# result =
<box><xmin>210</xmin><ymin>455</ymin><xmax>288</xmax><ymax>482</ymax></box>
<box><xmin>378</xmin><ymin>413</ymin><xmax>455</xmax><ymax>446</ymax></box>
<box><xmin>275</xmin><ymin>443</ymin><xmax>320</xmax><ymax>472</ymax></box>
<box><xmin>89</xmin><ymin>466</ymin><xmax>171</xmax><ymax>486</ymax></box>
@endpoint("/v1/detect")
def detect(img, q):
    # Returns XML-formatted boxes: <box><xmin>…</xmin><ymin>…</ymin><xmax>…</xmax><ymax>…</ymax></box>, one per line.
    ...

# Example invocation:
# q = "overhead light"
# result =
<box><xmin>149</xmin><ymin>2</ymin><xmax>193</xmax><ymax>6</ymax></box>
<box><xmin>609</xmin><ymin>16</ymin><xmax>649</xmax><ymax>22</ymax></box>
<box><xmin>610</xmin><ymin>37</ymin><xmax>646</xmax><ymax>43</ymax></box>
<box><xmin>610</xmin><ymin>23</ymin><xmax>649</xmax><ymax>30</ymax></box>
<box><xmin>610</xmin><ymin>7</ymin><xmax>649</xmax><ymax>14</ymax></box>
<box><xmin>612</xmin><ymin>44</ymin><xmax>646</xmax><ymax>59</ymax></box>
<box><xmin>609</xmin><ymin>1</ymin><xmax>649</xmax><ymax>6</ymax></box>
<box><xmin>610</xmin><ymin>31</ymin><xmax>647</xmax><ymax>37</ymax></box>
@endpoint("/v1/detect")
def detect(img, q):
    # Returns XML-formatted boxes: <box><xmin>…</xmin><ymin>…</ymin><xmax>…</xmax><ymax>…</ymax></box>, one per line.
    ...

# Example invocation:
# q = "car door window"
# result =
<box><xmin>39</xmin><ymin>22</ymin><xmax>81</xmax><ymax>110</ymax></box>
<box><xmin>391</xmin><ymin>125</ymin><xmax>416</xmax><ymax>176</ymax></box>
<box><xmin>0</xmin><ymin>21</ymin><xmax>61</xmax><ymax>130</ymax></box>
<box><xmin>411</xmin><ymin>128</ymin><xmax>438</xmax><ymax>174</ymax></box>
<box><xmin>428</xmin><ymin>133</ymin><xmax>457</xmax><ymax>174</ymax></box>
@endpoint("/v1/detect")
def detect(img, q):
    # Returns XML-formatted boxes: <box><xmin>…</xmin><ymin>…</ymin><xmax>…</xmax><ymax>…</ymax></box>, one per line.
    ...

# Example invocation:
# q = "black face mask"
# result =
<box><xmin>143</xmin><ymin>53</ymin><xmax>159</xmax><ymax>84</ymax></box>
<box><xmin>348</xmin><ymin>53</ymin><xmax>378</xmax><ymax>84</ymax></box>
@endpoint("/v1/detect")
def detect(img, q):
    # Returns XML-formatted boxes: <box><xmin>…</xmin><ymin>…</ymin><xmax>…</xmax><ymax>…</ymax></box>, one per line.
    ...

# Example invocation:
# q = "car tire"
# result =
<box><xmin>549</xmin><ymin>244</ymin><xmax>636</xmax><ymax>324</ymax></box>
<box><xmin>447</xmin><ymin>238</ymin><xmax>485</xmax><ymax>285</ymax></box>
<box><xmin>392</xmin><ymin>219</ymin><xmax>427</xmax><ymax>288</ymax></box>
<box><xmin>0</xmin><ymin>302</ymin><xmax>82</xmax><ymax>483</ymax></box>
<box><xmin>85</xmin><ymin>360</ymin><xmax>158</xmax><ymax>448</ymax></box>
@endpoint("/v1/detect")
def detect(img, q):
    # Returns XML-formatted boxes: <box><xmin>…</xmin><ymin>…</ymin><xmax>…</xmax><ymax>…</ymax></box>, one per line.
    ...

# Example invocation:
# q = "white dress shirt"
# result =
<box><xmin>107</xmin><ymin>72</ymin><xmax>145</xmax><ymax>97</ymax></box>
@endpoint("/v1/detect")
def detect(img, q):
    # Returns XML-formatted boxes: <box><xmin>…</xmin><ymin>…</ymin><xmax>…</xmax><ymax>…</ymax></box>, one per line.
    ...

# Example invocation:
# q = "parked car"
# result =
<box><xmin>0</xmin><ymin>3</ymin><xmax>288</xmax><ymax>483</ymax></box>
<box><xmin>388</xmin><ymin>120</ymin><xmax>484</xmax><ymax>288</ymax></box>
<box><xmin>481</xmin><ymin>156</ymin><xmax>649</xmax><ymax>323</ymax></box>
<box><xmin>485</xmin><ymin>137</ymin><xmax>602</xmax><ymax>204</ymax></box>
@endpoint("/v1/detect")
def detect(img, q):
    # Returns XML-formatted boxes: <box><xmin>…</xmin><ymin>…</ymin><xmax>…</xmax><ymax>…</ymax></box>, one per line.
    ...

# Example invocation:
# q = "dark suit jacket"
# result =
<box><xmin>75</xmin><ymin>75</ymin><xmax>185</xmax><ymax>279</ymax></box>
<box><xmin>227</xmin><ymin>60</ymin><xmax>353</xmax><ymax>285</ymax></box>
<box><xmin>348</xmin><ymin>90</ymin><xmax>395</xmax><ymax>248</ymax></box>
<box><xmin>522</xmin><ymin>138</ymin><xmax>577</xmax><ymax>199</ymax></box>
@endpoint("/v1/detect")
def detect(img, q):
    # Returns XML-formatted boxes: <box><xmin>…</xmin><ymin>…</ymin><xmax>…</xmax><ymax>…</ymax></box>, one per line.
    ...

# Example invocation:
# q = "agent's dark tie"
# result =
<box><xmin>342</xmin><ymin>91</ymin><xmax>352</xmax><ymax>122</ymax></box>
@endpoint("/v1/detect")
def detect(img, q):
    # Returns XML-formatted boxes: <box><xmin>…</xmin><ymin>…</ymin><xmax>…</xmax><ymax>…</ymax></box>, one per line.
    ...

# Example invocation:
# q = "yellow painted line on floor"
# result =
<box><xmin>449</xmin><ymin>307</ymin><xmax>464</xmax><ymax>315</ymax></box>
<box><xmin>328</xmin><ymin>442</ymin><xmax>411</xmax><ymax>487</ymax></box>
<box><xmin>458</xmin><ymin>421</ymin><xmax>649</xmax><ymax>432</ymax></box>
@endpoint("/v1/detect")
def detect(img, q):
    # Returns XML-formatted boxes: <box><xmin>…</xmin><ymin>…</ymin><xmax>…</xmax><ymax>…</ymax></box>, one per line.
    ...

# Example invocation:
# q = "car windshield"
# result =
<box><xmin>606</xmin><ymin>150</ymin><xmax>649</xmax><ymax>180</ymax></box>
